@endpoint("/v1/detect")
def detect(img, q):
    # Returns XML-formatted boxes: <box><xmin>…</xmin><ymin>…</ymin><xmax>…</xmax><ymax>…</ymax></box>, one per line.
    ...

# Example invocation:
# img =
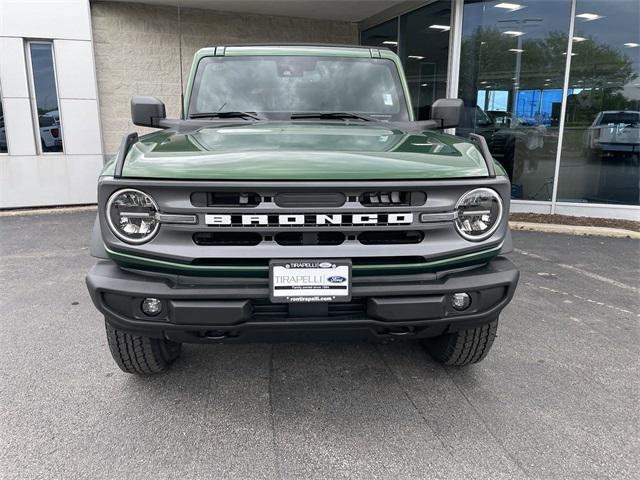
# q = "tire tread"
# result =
<box><xmin>105</xmin><ymin>321</ymin><xmax>180</xmax><ymax>374</ymax></box>
<box><xmin>424</xmin><ymin>320</ymin><xmax>498</xmax><ymax>366</ymax></box>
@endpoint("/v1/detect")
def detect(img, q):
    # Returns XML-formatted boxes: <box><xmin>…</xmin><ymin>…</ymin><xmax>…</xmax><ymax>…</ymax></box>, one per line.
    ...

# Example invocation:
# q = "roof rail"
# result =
<box><xmin>209</xmin><ymin>42</ymin><xmax>391</xmax><ymax>51</ymax></box>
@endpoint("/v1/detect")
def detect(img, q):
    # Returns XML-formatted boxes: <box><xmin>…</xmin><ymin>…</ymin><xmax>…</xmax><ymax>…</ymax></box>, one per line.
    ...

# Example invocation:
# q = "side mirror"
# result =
<box><xmin>430</xmin><ymin>98</ymin><xmax>464</xmax><ymax>129</ymax></box>
<box><xmin>131</xmin><ymin>96</ymin><xmax>166</xmax><ymax>128</ymax></box>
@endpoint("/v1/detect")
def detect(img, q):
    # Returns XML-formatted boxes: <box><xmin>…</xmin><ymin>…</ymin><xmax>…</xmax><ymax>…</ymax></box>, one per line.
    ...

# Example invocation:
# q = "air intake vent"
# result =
<box><xmin>191</xmin><ymin>258</ymin><xmax>269</xmax><ymax>266</ymax></box>
<box><xmin>252</xmin><ymin>298</ymin><xmax>365</xmax><ymax>319</ymax></box>
<box><xmin>352</xmin><ymin>256</ymin><xmax>425</xmax><ymax>266</ymax></box>
<box><xmin>358</xmin><ymin>231</ymin><xmax>424</xmax><ymax>245</ymax></box>
<box><xmin>193</xmin><ymin>232</ymin><xmax>262</xmax><ymax>246</ymax></box>
<box><xmin>191</xmin><ymin>192</ymin><xmax>261</xmax><ymax>207</ymax></box>
<box><xmin>359</xmin><ymin>191</ymin><xmax>426</xmax><ymax>207</ymax></box>
<box><xmin>275</xmin><ymin>192</ymin><xmax>346</xmax><ymax>208</ymax></box>
<box><xmin>275</xmin><ymin>231</ymin><xmax>345</xmax><ymax>246</ymax></box>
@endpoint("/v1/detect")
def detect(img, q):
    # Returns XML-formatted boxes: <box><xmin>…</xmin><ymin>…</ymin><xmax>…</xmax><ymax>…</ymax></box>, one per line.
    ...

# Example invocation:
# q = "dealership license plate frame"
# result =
<box><xmin>269</xmin><ymin>259</ymin><xmax>352</xmax><ymax>303</ymax></box>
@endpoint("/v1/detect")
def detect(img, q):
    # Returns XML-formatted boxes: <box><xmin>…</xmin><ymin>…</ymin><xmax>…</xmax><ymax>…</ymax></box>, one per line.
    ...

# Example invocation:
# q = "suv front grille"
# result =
<box><xmin>101</xmin><ymin>179</ymin><xmax>508</xmax><ymax>277</ymax></box>
<box><xmin>186</xmin><ymin>187</ymin><xmax>439</xmax><ymax>247</ymax></box>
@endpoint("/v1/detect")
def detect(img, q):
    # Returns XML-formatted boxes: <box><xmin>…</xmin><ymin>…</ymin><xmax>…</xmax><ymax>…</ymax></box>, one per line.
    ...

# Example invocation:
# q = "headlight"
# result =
<box><xmin>106</xmin><ymin>189</ymin><xmax>159</xmax><ymax>244</ymax></box>
<box><xmin>454</xmin><ymin>188</ymin><xmax>503</xmax><ymax>241</ymax></box>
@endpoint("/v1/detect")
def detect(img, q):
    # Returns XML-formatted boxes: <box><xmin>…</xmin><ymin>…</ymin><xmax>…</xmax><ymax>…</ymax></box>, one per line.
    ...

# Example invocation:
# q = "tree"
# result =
<box><xmin>459</xmin><ymin>26</ymin><xmax>638</xmax><ymax>119</ymax></box>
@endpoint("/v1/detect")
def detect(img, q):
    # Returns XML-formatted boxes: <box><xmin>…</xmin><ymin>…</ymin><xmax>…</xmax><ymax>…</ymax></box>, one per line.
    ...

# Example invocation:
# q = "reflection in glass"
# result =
<box><xmin>189</xmin><ymin>56</ymin><xmax>409</xmax><ymax>121</ymax></box>
<box><xmin>557</xmin><ymin>0</ymin><xmax>639</xmax><ymax>205</ymax></box>
<box><xmin>361</xmin><ymin>18</ymin><xmax>398</xmax><ymax>53</ymax></box>
<box><xmin>459</xmin><ymin>0</ymin><xmax>572</xmax><ymax>200</ymax></box>
<box><xmin>29</xmin><ymin>43</ymin><xmax>63</xmax><ymax>153</ymax></box>
<box><xmin>0</xmin><ymin>90</ymin><xmax>6</xmax><ymax>153</ymax></box>
<box><xmin>400</xmin><ymin>2</ymin><xmax>451</xmax><ymax>120</ymax></box>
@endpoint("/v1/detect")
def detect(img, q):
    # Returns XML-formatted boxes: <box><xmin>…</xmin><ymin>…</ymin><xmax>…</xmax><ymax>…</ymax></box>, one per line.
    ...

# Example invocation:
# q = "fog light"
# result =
<box><xmin>141</xmin><ymin>297</ymin><xmax>162</xmax><ymax>316</ymax></box>
<box><xmin>451</xmin><ymin>293</ymin><xmax>471</xmax><ymax>311</ymax></box>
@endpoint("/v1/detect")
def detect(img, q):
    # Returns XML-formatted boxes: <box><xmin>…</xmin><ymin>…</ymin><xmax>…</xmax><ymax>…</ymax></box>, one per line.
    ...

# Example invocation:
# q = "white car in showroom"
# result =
<box><xmin>586</xmin><ymin>110</ymin><xmax>640</xmax><ymax>153</ymax></box>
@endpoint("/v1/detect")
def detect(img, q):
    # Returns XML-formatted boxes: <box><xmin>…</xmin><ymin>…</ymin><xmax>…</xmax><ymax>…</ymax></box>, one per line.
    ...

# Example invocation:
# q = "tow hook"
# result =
<box><xmin>202</xmin><ymin>330</ymin><xmax>230</xmax><ymax>340</ymax></box>
<box><xmin>386</xmin><ymin>327</ymin><xmax>414</xmax><ymax>336</ymax></box>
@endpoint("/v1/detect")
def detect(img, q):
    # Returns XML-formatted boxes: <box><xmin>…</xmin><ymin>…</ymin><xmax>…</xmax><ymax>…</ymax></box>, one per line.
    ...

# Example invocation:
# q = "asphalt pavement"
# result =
<box><xmin>1</xmin><ymin>211</ymin><xmax>638</xmax><ymax>479</ymax></box>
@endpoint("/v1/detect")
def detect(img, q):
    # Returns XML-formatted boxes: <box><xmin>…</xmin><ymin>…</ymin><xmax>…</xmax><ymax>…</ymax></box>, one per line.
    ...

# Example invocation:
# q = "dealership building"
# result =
<box><xmin>0</xmin><ymin>0</ymin><xmax>638</xmax><ymax>219</ymax></box>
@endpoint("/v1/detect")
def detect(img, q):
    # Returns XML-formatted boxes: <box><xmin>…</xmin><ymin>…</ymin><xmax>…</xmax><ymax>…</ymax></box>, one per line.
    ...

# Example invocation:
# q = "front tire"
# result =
<box><xmin>423</xmin><ymin>319</ymin><xmax>498</xmax><ymax>366</ymax></box>
<box><xmin>105</xmin><ymin>320</ymin><xmax>181</xmax><ymax>374</ymax></box>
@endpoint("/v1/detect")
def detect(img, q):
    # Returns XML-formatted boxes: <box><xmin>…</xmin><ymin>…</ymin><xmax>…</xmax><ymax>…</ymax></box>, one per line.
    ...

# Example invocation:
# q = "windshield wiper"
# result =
<box><xmin>190</xmin><ymin>111</ymin><xmax>263</xmax><ymax>120</ymax></box>
<box><xmin>290</xmin><ymin>112</ymin><xmax>377</xmax><ymax>122</ymax></box>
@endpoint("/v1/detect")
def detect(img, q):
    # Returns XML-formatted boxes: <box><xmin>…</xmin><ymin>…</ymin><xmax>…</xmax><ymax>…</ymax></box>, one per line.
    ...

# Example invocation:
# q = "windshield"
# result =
<box><xmin>188</xmin><ymin>55</ymin><xmax>409</xmax><ymax>121</ymax></box>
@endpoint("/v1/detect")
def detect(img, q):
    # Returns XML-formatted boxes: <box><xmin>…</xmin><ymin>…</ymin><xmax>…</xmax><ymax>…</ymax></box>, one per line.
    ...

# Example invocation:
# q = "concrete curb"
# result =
<box><xmin>0</xmin><ymin>205</ymin><xmax>97</xmax><ymax>217</ymax></box>
<box><xmin>509</xmin><ymin>221</ymin><xmax>640</xmax><ymax>239</ymax></box>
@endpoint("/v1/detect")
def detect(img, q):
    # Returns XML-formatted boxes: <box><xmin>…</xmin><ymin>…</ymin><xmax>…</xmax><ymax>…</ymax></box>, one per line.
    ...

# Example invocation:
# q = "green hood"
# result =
<box><xmin>109</xmin><ymin>122</ymin><xmax>491</xmax><ymax>180</ymax></box>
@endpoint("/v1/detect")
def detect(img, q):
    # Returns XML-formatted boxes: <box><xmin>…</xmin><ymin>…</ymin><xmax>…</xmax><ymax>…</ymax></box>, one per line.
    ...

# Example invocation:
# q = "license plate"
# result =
<box><xmin>269</xmin><ymin>260</ymin><xmax>351</xmax><ymax>303</ymax></box>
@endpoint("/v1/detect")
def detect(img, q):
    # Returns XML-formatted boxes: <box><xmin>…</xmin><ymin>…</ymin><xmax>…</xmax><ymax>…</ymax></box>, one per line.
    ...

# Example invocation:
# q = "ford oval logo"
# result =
<box><xmin>328</xmin><ymin>276</ymin><xmax>346</xmax><ymax>283</ymax></box>
<box><xmin>318</xmin><ymin>262</ymin><xmax>334</xmax><ymax>268</ymax></box>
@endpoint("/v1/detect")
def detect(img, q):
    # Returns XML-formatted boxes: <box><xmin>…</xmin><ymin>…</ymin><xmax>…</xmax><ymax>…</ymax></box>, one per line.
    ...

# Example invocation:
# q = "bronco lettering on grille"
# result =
<box><xmin>204</xmin><ymin>213</ymin><xmax>414</xmax><ymax>226</ymax></box>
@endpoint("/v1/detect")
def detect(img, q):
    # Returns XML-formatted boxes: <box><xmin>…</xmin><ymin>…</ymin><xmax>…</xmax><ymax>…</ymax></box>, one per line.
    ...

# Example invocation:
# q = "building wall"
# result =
<box><xmin>91</xmin><ymin>1</ymin><xmax>359</xmax><ymax>155</ymax></box>
<box><xmin>0</xmin><ymin>0</ymin><xmax>103</xmax><ymax>208</ymax></box>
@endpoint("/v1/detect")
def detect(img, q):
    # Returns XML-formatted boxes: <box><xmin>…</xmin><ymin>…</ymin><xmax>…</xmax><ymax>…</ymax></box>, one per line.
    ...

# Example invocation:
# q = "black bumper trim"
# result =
<box><xmin>86</xmin><ymin>257</ymin><xmax>519</xmax><ymax>342</ymax></box>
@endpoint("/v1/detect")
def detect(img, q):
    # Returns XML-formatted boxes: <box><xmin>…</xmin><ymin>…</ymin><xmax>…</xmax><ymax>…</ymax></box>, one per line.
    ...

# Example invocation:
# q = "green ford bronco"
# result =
<box><xmin>86</xmin><ymin>44</ymin><xmax>519</xmax><ymax>374</ymax></box>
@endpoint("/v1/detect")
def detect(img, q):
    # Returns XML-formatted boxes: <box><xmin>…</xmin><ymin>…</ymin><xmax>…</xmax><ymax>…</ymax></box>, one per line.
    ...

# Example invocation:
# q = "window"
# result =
<box><xmin>459</xmin><ymin>0</ymin><xmax>573</xmax><ymax>201</ymax></box>
<box><xmin>400</xmin><ymin>2</ymin><xmax>452</xmax><ymax>120</ymax></box>
<box><xmin>188</xmin><ymin>56</ymin><xmax>409</xmax><ymax>121</ymax></box>
<box><xmin>27</xmin><ymin>41</ymin><xmax>63</xmax><ymax>153</ymax></box>
<box><xmin>361</xmin><ymin>2</ymin><xmax>453</xmax><ymax>122</ymax></box>
<box><xmin>361</xmin><ymin>18</ymin><xmax>399</xmax><ymax>53</ymax></box>
<box><xmin>557</xmin><ymin>0</ymin><xmax>640</xmax><ymax>206</ymax></box>
<box><xmin>0</xmin><ymin>85</ymin><xmax>7</xmax><ymax>154</ymax></box>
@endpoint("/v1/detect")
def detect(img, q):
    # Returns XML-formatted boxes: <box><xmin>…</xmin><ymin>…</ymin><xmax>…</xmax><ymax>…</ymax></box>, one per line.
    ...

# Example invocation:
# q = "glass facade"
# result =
<box><xmin>28</xmin><ymin>42</ymin><xmax>63</xmax><ymax>153</ymax></box>
<box><xmin>459</xmin><ymin>0</ymin><xmax>572</xmax><ymax>201</ymax></box>
<box><xmin>360</xmin><ymin>18</ymin><xmax>398</xmax><ymax>54</ymax></box>
<box><xmin>557</xmin><ymin>0</ymin><xmax>639</xmax><ymax>205</ymax></box>
<box><xmin>0</xmin><ymin>85</ymin><xmax>6</xmax><ymax>153</ymax></box>
<box><xmin>361</xmin><ymin>3</ymin><xmax>452</xmax><ymax>121</ymax></box>
<box><xmin>360</xmin><ymin>0</ymin><xmax>640</xmax><ymax>209</ymax></box>
<box><xmin>400</xmin><ymin>2</ymin><xmax>451</xmax><ymax>120</ymax></box>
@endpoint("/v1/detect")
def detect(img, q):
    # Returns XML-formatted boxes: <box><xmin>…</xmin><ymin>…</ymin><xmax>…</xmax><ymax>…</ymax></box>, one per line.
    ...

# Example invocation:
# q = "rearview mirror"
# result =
<box><xmin>430</xmin><ymin>98</ymin><xmax>464</xmax><ymax>129</ymax></box>
<box><xmin>131</xmin><ymin>96</ymin><xmax>166</xmax><ymax>128</ymax></box>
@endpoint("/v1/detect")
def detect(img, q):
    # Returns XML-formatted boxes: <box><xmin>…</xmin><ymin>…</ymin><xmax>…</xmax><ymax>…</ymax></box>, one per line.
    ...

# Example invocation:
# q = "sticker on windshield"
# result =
<box><xmin>383</xmin><ymin>93</ymin><xmax>393</xmax><ymax>106</ymax></box>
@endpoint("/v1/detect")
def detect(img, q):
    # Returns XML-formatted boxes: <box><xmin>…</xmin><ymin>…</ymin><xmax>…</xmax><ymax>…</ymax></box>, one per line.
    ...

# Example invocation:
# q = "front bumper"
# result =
<box><xmin>86</xmin><ymin>257</ymin><xmax>519</xmax><ymax>343</ymax></box>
